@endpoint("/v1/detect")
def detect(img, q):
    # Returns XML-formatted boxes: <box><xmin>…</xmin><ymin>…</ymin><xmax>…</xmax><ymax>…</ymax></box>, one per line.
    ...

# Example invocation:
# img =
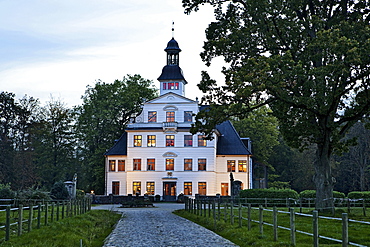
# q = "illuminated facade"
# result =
<box><xmin>104</xmin><ymin>36</ymin><xmax>252</xmax><ymax>200</ymax></box>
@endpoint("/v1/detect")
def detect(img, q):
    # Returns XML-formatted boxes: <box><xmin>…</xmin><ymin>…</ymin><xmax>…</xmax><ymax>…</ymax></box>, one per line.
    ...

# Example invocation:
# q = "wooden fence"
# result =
<box><xmin>0</xmin><ymin>198</ymin><xmax>92</xmax><ymax>242</ymax></box>
<box><xmin>184</xmin><ymin>198</ymin><xmax>369</xmax><ymax>247</ymax></box>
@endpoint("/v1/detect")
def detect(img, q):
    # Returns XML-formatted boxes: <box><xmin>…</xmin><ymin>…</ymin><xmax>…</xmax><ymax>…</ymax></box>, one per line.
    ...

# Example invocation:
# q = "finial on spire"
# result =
<box><xmin>172</xmin><ymin>21</ymin><xmax>174</xmax><ymax>38</ymax></box>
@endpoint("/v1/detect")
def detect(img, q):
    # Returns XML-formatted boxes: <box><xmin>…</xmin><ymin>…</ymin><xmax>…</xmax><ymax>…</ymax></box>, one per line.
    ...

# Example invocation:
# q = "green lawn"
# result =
<box><xmin>0</xmin><ymin>210</ymin><xmax>121</xmax><ymax>247</ymax></box>
<box><xmin>174</xmin><ymin>206</ymin><xmax>370</xmax><ymax>247</ymax></box>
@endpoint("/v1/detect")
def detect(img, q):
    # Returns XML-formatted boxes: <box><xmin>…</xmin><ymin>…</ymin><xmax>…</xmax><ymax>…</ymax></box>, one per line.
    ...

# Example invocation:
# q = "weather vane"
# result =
<box><xmin>172</xmin><ymin>21</ymin><xmax>175</xmax><ymax>38</ymax></box>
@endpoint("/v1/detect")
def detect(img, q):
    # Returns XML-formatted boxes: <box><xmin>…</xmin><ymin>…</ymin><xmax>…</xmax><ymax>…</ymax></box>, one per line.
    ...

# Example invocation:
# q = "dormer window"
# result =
<box><xmin>166</xmin><ymin>111</ymin><xmax>175</xmax><ymax>122</ymax></box>
<box><xmin>148</xmin><ymin>111</ymin><xmax>157</xmax><ymax>122</ymax></box>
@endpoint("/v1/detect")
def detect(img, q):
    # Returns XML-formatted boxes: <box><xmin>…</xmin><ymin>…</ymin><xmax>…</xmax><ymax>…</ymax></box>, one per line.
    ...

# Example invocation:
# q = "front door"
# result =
<box><xmin>163</xmin><ymin>182</ymin><xmax>176</xmax><ymax>201</ymax></box>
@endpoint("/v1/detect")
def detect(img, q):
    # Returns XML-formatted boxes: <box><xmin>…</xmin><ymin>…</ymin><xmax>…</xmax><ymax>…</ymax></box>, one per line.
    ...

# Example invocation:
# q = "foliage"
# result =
<box><xmin>0</xmin><ymin>210</ymin><xmax>121</xmax><ymax>247</ymax></box>
<box><xmin>76</xmin><ymin>74</ymin><xmax>157</xmax><ymax>193</ymax></box>
<box><xmin>268</xmin><ymin>181</ymin><xmax>291</xmax><ymax>190</ymax></box>
<box><xmin>50</xmin><ymin>181</ymin><xmax>70</xmax><ymax>200</ymax></box>
<box><xmin>300</xmin><ymin>190</ymin><xmax>345</xmax><ymax>199</ymax></box>
<box><xmin>16</xmin><ymin>188</ymin><xmax>50</xmax><ymax>200</ymax></box>
<box><xmin>76</xmin><ymin>189</ymin><xmax>86</xmax><ymax>200</ymax></box>
<box><xmin>183</xmin><ymin>0</ymin><xmax>370</xmax><ymax>210</ymax></box>
<box><xmin>232</xmin><ymin>105</ymin><xmax>279</xmax><ymax>168</ymax></box>
<box><xmin>348</xmin><ymin>191</ymin><xmax>370</xmax><ymax>199</ymax></box>
<box><xmin>0</xmin><ymin>184</ymin><xmax>15</xmax><ymax>199</ymax></box>
<box><xmin>239</xmin><ymin>188</ymin><xmax>299</xmax><ymax>199</ymax></box>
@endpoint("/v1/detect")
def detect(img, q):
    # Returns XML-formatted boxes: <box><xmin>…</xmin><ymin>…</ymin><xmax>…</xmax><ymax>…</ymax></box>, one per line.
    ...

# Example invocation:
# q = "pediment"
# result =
<box><xmin>147</xmin><ymin>93</ymin><xmax>196</xmax><ymax>104</ymax></box>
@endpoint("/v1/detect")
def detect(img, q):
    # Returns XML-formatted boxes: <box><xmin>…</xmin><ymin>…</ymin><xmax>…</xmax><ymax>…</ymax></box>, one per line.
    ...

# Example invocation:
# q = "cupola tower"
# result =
<box><xmin>158</xmin><ymin>26</ymin><xmax>187</xmax><ymax>96</ymax></box>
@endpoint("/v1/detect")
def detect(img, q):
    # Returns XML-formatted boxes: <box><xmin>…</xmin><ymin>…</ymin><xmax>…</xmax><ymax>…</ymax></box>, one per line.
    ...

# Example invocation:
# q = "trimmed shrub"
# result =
<box><xmin>239</xmin><ymin>188</ymin><xmax>299</xmax><ymax>199</ymax></box>
<box><xmin>50</xmin><ymin>181</ymin><xmax>70</xmax><ymax>200</ymax></box>
<box><xmin>299</xmin><ymin>190</ymin><xmax>345</xmax><ymax>198</ymax></box>
<box><xmin>348</xmin><ymin>191</ymin><xmax>370</xmax><ymax>199</ymax></box>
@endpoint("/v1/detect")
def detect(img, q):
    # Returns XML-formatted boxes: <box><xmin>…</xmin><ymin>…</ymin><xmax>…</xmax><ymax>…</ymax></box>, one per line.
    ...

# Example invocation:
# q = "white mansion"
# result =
<box><xmin>104</xmin><ymin>36</ymin><xmax>252</xmax><ymax>200</ymax></box>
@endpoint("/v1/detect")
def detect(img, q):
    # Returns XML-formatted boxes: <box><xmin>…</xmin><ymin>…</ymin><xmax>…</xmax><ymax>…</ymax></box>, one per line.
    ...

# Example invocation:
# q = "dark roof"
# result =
<box><xmin>157</xmin><ymin>65</ymin><xmax>187</xmax><ymax>83</ymax></box>
<box><xmin>216</xmin><ymin>121</ymin><xmax>252</xmax><ymax>155</ymax></box>
<box><xmin>104</xmin><ymin>133</ymin><xmax>127</xmax><ymax>155</ymax></box>
<box><xmin>165</xmin><ymin>38</ymin><xmax>181</xmax><ymax>52</ymax></box>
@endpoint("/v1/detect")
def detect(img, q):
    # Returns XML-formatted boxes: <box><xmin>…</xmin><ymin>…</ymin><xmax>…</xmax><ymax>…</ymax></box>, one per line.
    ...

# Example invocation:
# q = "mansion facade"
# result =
<box><xmin>104</xmin><ymin>36</ymin><xmax>252</xmax><ymax>200</ymax></box>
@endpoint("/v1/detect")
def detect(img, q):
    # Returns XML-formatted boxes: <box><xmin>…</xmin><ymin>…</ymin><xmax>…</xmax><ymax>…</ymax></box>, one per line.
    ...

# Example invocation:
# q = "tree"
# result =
<box><xmin>184</xmin><ymin>0</ymin><xmax>370</xmax><ymax>210</ymax></box>
<box><xmin>76</xmin><ymin>74</ymin><xmax>157</xmax><ymax>194</ymax></box>
<box><xmin>33</xmin><ymin>97</ymin><xmax>77</xmax><ymax>189</ymax></box>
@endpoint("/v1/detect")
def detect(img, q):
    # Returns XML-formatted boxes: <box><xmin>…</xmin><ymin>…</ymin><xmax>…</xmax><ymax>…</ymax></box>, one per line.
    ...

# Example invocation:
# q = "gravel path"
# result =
<box><xmin>93</xmin><ymin>203</ymin><xmax>238</xmax><ymax>247</ymax></box>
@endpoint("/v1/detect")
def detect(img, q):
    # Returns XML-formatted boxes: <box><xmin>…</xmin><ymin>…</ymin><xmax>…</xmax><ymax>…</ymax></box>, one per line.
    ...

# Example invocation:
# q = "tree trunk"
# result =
<box><xmin>313</xmin><ymin>142</ymin><xmax>334</xmax><ymax>211</ymax></box>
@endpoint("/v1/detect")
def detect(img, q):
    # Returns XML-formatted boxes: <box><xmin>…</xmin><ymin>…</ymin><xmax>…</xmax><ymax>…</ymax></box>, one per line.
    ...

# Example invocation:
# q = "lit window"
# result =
<box><xmin>148</xmin><ymin>111</ymin><xmax>157</xmax><ymax>122</ymax></box>
<box><xmin>134</xmin><ymin>135</ymin><xmax>142</xmax><ymax>147</ymax></box>
<box><xmin>184</xmin><ymin>182</ymin><xmax>192</xmax><ymax>195</ymax></box>
<box><xmin>166</xmin><ymin>135</ymin><xmax>175</xmax><ymax>147</ymax></box>
<box><xmin>147</xmin><ymin>135</ymin><xmax>156</xmax><ymax>147</ymax></box>
<box><xmin>167</xmin><ymin>82</ymin><xmax>179</xmax><ymax>89</ymax></box>
<box><xmin>133</xmin><ymin>159</ymin><xmax>141</xmax><ymax>171</ymax></box>
<box><xmin>238</xmin><ymin>160</ymin><xmax>247</xmax><ymax>172</ymax></box>
<box><xmin>109</xmin><ymin>160</ymin><xmax>116</xmax><ymax>172</ymax></box>
<box><xmin>146</xmin><ymin>182</ymin><xmax>155</xmax><ymax>195</ymax></box>
<box><xmin>118</xmin><ymin>160</ymin><xmax>125</xmax><ymax>171</ymax></box>
<box><xmin>184</xmin><ymin>135</ymin><xmax>193</xmax><ymax>147</ymax></box>
<box><xmin>163</xmin><ymin>83</ymin><xmax>167</xmax><ymax>90</ymax></box>
<box><xmin>133</xmin><ymin>182</ymin><xmax>141</xmax><ymax>195</ymax></box>
<box><xmin>166</xmin><ymin>158</ymin><xmax>174</xmax><ymax>171</ymax></box>
<box><xmin>221</xmin><ymin>183</ymin><xmax>229</xmax><ymax>196</ymax></box>
<box><xmin>147</xmin><ymin>159</ymin><xmax>155</xmax><ymax>171</ymax></box>
<box><xmin>112</xmin><ymin>181</ymin><xmax>119</xmax><ymax>195</ymax></box>
<box><xmin>198</xmin><ymin>182</ymin><xmax>206</xmax><ymax>195</ymax></box>
<box><xmin>166</xmin><ymin>111</ymin><xmax>175</xmax><ymax>122</ymax></box>
<box><xmin>184</xmin><ymin>111</ymin><xmax>192</xmax><ymax>122</ymax></box>
<box><xmin>198</xmin><ymin>159</ymin><xmax>206</xmax><ymax>171</ymax></box>
<box><xmin>184</xmin><ymin>159</ymin><xmax>192</xmax><ymax>171</ymax></box>
<box><xmin>227</xmin><ymin>160</ymin><xmax>236</xmax><ymax>172</ymax></box>
<box><xmin>198</xmin><ymin>135</ymin><xmax>207</xmax><ymax>147</ymax></box>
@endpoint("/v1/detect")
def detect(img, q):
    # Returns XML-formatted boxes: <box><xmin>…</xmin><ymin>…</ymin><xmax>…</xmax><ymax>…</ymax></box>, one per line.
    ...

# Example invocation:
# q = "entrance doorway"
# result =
<box><xmin>163</xmin><ymin>182</ymin><xmax>176</xmax><ymax>201</ymax></box>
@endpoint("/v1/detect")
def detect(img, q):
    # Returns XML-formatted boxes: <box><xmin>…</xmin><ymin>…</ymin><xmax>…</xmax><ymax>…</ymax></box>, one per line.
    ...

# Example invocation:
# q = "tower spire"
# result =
<box><xmin>172</xmin><ymin>21</ymin><xmax>174</xmax><ymax>38</ymax></box>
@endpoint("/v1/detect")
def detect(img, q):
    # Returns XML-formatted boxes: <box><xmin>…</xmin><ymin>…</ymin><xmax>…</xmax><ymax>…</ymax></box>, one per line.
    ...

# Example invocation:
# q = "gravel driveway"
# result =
<box><xmin>93</xmin><ymin>203</ymin><xmax>238</xmax><ymax>247</ymax></box>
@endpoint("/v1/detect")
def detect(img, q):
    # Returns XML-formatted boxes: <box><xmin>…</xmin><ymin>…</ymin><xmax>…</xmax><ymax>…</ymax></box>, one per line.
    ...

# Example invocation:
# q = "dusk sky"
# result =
<box><xmin>0</xmin><ymin>0</ymin><xmax>225</xmax><ymax>107</ymax></box>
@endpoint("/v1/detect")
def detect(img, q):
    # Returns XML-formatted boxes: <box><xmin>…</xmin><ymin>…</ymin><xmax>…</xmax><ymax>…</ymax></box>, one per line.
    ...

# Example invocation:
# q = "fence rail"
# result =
<box><xmin>0</xmin><ymin>198</ymin><xmax>92</xmax><ymax>242</ymax></box>
<box><xmin>184</xmin><ymin>197</ymin><xmax>369</xmax><ymax>247</ymax></box>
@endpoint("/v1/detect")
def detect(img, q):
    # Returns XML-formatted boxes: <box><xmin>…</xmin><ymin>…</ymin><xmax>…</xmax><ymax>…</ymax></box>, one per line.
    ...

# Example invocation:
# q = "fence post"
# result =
<box><xmin>213</xmin><ymin>200</ymin><xmax>216</xmax><ymax>230</ymax></box>
<box><xmin>313</xmin><ymin>210</ymin><xmax>319</xmax><ymax>247</ymax></box>
<box><xmin>362</xmin><ymin>199</ymin><xmax>366</xmax><ymax>217</ymax></box>
<box><xmin>238</xmin><ymin>202</ymin><xmax>242</xmax><ymax>228</ymax></box>
<box><xmin>290</xmin><ymin>208</ymin><xmax>296</xmax><ymax>246</ymax></box>
<box><xmin>56</xmin><ymin>201</ymin><xmax>60</xmax><ymax>221</ymax></box>
<box><xmin>28</xmin><ymin>203</ymin><xmax>33</xmax><ymax>232</ymax></box>
<box><xmin>347</xmin><ymin>198</ymin><xmax>350</xmax><ymax>214</ymax></box>
<box><xmin>209</xmin><ymin>200</ymin><xmax>211</xmax><ymax>218</ymax></box>
<box><xmin>342</xmin><ymin>213</ymin><xmax>348</xmax><ymax>247</ymax></box>
<box><xmin>51</xmin><ymin>202</ymin><xmax>54</xmax><ymax>223</ymax></box>
<box><xmin>273</xmin><ymin>206</ymin><xmax>278</xmax><ymax>241</ymax></box>
<box><xmin>248</xmin><ymin>204</ymin><xmax>251</xmax><ymax>230</ymax></box>
<box><xmin>300</xmin><ymin>198</ymin><xmax>302</xmax><ymax>213</ymax></box>
<box><xmin>37</xmin><ymin>203</ymin><xmax>41</xmax><ymax>229</ymax></box>
<box><xmin>5</xmin><ymin>205</ymin><xmax>10</xmax><ymax>241</ymax></box>
<box><xmin>218</xmin><ymin>199</ymin><xmax>220</xmax><ymax>221</ymax></box>
<box><xmin>45</xmin><ymin>202</ymin><xmax>48</xmax><ymax>226</ymax></box>
<box><xmin>224</xmin><ymin>201</ymin><xmax>227</xmax><ymax>222</ymax></box>
<box><xmin>259</xmin><ymin>205</ymin><xmax>263</xmax><ymax>235</ymax></box>
<box><xmin>230</xmin><ymin>199</ymin><xmax>234</xmax><ymax>225</ymax></box>
<box><xmin>18</xmin><ymin>204</ymin><xmax>23</xmax><ymax>236</ymax></box>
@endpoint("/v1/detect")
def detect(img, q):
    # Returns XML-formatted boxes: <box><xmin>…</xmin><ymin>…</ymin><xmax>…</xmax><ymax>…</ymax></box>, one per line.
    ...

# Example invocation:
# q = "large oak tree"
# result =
<box><xmin>184</xmin><ymin>0</ymin><xmax>370</xmax><ymax>210</ymax></box>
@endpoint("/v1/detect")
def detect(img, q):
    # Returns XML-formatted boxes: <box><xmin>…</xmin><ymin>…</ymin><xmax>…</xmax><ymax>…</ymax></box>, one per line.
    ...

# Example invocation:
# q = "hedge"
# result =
<box><xmin>348</xmin><ymin>191</ymin><xmax>370</xmax><ymax>199</ymax></box>
<box><xmin>239</xmin><ymin>188</ymin><xmax>299</xmax><ymax>199</ymax></box>
<box><xmin>299</xmin><ymin>190</ymin><xmax>345</xmax><ymax>198</ymax></box>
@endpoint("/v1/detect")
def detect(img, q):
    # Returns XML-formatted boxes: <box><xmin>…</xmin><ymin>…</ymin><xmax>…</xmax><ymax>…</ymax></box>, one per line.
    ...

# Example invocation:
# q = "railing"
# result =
<box><xmin>0</xmin><ymin>198</ymin><xmax>92</xmax><ymax>242</ymax></box>
<box><xmin>162</xmin><ymin>122</ymin><xmax>178</xmax><ymax>132</ymax></box>
<box><xmin>184</xmin><ymin>198</ymin><xmax>369</xmax><ymax>247</ymax></box>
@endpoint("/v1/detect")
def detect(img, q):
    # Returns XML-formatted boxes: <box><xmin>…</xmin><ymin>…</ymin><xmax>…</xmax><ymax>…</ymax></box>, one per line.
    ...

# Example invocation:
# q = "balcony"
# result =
<box><xmin>163</xmin><ymin>122</ymin><xmax>178</xmax><ymax>133</ymax></box>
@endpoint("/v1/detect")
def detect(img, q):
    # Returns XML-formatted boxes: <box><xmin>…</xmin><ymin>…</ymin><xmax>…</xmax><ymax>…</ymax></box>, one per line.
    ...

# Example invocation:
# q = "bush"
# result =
<box><xmin>76</xmin><ymin>189</ymin><xmax>86</xmax><ymax>200</ymax></box>
<box><xmin>299</xmin><ymin>190</ymin><xmax>345</xmax><ymax>198</ymax></box>
<box><xmin>0</xmin><ymin>184</ymin><xmax>15</xmax><ymax>199</ymax></box>
<box><xmin>50</xmin><ymin>181</ymin><xmax>70</xmax><ymax>200</ymax></box>
<box><xmin>239</xmin><ymin>188</ymin><xmax>299</xmax><ymax>199</ymax></box>
<box><xmin>348</xmin><ymin>191</ymin><xmax>370</xmax><ymax>199</ymax></box>
<box><xmin>16</xmin><ymin>188</ymin><xmax>51</xmax><ymax>200</ymax></box>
